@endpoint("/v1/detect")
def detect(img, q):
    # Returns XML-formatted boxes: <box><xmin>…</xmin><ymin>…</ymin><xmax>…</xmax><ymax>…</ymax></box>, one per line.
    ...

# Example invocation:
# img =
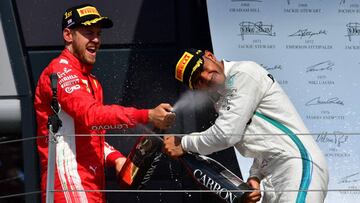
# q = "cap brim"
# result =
<box><xmin>81</xmin><ymin>17</ymin><xmax>113</xmax><ymax>28</ymax></box>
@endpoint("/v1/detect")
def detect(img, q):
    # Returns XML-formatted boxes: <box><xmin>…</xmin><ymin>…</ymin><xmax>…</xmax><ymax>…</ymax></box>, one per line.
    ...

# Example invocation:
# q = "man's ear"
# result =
<box><xmin>63</xmin><ymin>28</ymin><xmax>73</xmax><ymax>43</ymax></box>
<box><xmin>204</xmin><ymin>50</ymin><xmax>217</xmax><ymax>61</ymax></box>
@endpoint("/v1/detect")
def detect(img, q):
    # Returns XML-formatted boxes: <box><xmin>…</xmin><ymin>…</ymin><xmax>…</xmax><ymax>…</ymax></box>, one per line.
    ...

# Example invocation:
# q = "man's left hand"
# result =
<box><xmin>244</xmin><ymin>177</ymin><xmax>261</xmax><ymax>203</ymax></box>
<box><xmin>163</xmin><ymin>136</ymin><xmax>184</xmax><ymax>158</ymax></box>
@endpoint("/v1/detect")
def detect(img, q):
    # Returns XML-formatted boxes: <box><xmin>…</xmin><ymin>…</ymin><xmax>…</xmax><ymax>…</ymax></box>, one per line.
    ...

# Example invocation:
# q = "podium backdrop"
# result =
<box><xmin>206</xmin><ymin>0</ymin><xmax>360</xmax><ymax>202</ymax></box>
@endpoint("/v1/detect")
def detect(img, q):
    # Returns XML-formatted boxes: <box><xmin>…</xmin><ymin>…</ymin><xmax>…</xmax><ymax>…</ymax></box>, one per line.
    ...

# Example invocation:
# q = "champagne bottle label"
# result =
<box><xmin>181</xmin><ymin>154</ymin><xmax>250</xmax><ymax>203</ymax></box>
<box><xmin>139</xmin><ymin>151</ymin><xmax>163</xmax><ymax>186</ymax></box>
<box><xmin>120</xmin><ymin>161</ymin><xmax>139</xmax><ymax>186</ymax></box>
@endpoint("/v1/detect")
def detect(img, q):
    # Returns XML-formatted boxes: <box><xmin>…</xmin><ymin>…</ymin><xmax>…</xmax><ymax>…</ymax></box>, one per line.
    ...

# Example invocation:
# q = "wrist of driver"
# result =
<box><xmin>147</xmin><ymin>109</ymin><xmax>154</xmax><ymax>123</ymax></box>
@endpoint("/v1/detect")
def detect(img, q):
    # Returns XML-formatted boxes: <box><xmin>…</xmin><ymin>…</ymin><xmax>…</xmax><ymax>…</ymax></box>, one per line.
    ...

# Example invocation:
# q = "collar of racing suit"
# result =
<box><xmin>222</xmin><ymin>59</ymin><xmax>232</xmax><ymax>78</ymax></box>
<box><xmin>62</xmin><ymin>48</ymin><xmax>93</xmax><ymax>75</ymax></box>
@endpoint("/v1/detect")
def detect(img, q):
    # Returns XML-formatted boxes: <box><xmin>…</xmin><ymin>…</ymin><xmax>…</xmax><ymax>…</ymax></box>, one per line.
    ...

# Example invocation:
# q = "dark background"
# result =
<box><xmin>0</xmin><ymin>0</ymin><xmax>243</xmax><ymax>202</ymax></box>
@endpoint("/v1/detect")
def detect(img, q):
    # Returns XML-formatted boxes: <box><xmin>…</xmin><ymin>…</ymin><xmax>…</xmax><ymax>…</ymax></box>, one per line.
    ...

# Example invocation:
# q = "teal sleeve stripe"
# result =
<box><xmin>255</xmin><ymin>112</ymin><xmax>312</xmax><ymax>203</ymax></box>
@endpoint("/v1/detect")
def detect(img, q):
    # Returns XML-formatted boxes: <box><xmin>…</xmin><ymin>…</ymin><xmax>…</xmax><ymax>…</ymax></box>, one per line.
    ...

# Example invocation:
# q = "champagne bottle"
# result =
<box><xmin>180</xmin><ymin>153</ymin><xmax>250</xmax><ymax>203</ymax></box>
<box><xmin>118</xmin><ymin>136</ymin><xmax>163</xmax><ymax>189</ymax></box>
<box><xmin>118</xmin><ymin>134</ymin><xmax>251</xmax><ymax>203</ymax></box>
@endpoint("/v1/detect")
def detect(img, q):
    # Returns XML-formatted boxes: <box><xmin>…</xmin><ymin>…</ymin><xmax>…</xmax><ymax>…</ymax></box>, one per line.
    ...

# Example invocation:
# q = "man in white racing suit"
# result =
<box><xmin>163</xmin><ymin>49</ymin><xmax>329</xmax><ymax>203</ymax></box>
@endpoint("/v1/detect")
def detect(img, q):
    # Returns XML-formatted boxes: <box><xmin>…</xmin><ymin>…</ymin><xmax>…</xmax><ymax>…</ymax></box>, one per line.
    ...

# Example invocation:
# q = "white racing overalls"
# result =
<box><xmin>181</xmin><ymin>60</ymin><xmax>329</xmax><ymax>202</ymax></box>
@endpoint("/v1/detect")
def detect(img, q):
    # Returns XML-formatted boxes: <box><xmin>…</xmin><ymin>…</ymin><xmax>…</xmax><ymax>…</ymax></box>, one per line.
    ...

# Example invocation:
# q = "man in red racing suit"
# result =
<box><xmin>34</xmin><ymin>4</ymin><xmax>174</xmax><ymax>202</ymax></box>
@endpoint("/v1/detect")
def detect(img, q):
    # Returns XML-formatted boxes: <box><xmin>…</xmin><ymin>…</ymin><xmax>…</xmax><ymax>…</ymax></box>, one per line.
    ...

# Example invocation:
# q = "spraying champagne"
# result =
<box><xmin>118</xmin><ymin>105</ymin><xmax>250</xmax><ymax>202</ymax></box>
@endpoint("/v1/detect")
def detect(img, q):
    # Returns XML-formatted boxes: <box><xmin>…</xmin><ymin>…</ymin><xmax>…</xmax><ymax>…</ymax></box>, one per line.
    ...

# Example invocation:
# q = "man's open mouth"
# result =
<box><xmin>87</xmin><ymin>47</ymin><xmax>97</xmax><ymax>55</ymax></box>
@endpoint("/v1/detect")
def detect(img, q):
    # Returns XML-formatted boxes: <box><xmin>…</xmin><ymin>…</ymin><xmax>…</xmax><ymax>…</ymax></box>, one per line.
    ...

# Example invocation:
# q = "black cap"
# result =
<box><xmin>175</xmin><ymin>49</ymin><xmax>204</xmax><ymax>89</ymax></box>
<box><xmin>62</xmin><ymin>4</ymin><xmax>113</xmax><ymax>30</ymax></box>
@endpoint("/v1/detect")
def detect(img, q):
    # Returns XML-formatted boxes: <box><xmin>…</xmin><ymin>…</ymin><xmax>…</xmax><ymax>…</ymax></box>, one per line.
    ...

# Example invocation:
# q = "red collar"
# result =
<box><xmin>61</xmin><ymin>48</ymin><xmax>93</xmax><ymax>75</ymax></box>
